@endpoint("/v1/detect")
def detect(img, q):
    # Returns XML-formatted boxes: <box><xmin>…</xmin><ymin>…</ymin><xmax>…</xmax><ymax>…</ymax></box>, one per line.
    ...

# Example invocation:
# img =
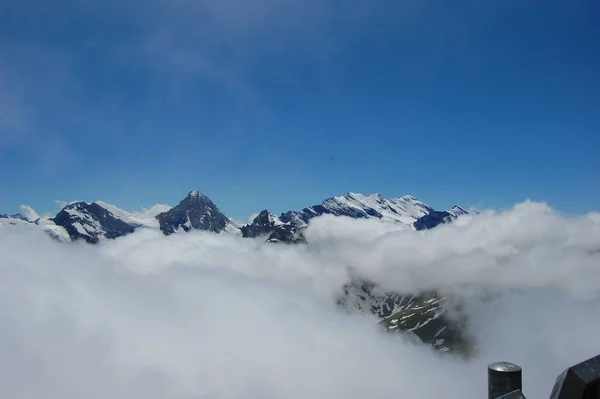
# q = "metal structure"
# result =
<box><xmin>549</xmin><ymin>354</ymin><xmax>600</xmax><ymax>399</ymax></box>
<box><xmin>497</xmin><ymin>391</ymin><xmax>527</xmax><ymax>399</ymax></box>
<box><xmin>488</xmin><ymin>354</ymin><xmax>600</xmax><ymax>399</ymax></box>
<box><xmin>488</xmin><ymin>362</ymin><xmax>523</xmax><ymax>399</ymax></box>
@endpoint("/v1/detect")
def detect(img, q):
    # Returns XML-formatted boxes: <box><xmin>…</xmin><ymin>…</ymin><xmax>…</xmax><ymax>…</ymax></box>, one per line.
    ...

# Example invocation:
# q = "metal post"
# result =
<box><xmin>488</xmin><ymin>362</ymin><xmax>523</xmax><ymax>399</ymax></box>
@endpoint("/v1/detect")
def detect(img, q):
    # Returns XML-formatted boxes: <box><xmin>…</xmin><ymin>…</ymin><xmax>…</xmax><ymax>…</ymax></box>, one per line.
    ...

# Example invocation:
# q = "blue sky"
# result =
<box><xmin>1</xmin><ymin>0</ymin><xmax>598</xmax><ymax>221</ymax></box>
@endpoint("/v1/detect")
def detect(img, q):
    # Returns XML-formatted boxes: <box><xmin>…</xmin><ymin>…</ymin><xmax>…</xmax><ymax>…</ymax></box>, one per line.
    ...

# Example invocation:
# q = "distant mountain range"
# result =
<box><xmin>1</xmin><ymin>190</ymin><xmax>472</xmax><ymax>354</ymax></box>
<box><xmin>1</xmin><ymin>190</ymin><xmax>467</xmax><ymax>244</ymax></box>
<box><xmin>0</xmin><ymin>213</ymin><xmax>28</xmax><ymax>221</ymax></box>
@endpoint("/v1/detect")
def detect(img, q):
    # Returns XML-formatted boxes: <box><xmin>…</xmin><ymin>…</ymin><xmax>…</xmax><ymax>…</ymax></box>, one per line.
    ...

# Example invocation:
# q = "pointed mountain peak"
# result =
<box><xmin>187</xmin><ymin>190</ymin><xmax>208</xmax><ymax>201</ymax></box>
<box><xmin>254</xmin><ymin>209</ymin><xmax>272</xmax><ymax>220</ymax></box>
<box><xmin>364</xmin><ymin>193</ymin><xmax>385</xmax><ymax>203</ymax></box>
<box><xmin>52</xmin><ymin>201</ymin><xmax>136</xmax><ymax>243</ymax></box>
<box><xmin>156</xmin><ymin>191</ymin><xmax>230</xmax><ymax>235</ymax></box>
<box><xmin>241</xmin><ymin>209</ymin><xmax>283</xmax><ymax>238</ymax></box>
<box><xmin>266</xmin><ymin>223</ymin><xmax>307</xmax><ymax>244</ymax></box>
<box><xmin>448</xmin><ymin>205</ymin><xmax>469</xmax><ymax>217</ymax></box>
<box><xmin>341</xmin><ymin>192</ymin><xmax>382</xmax><ymax>201</ymax></box>
<box><xmin>64</xmin><ymin>201</ymin><xmax>87</xmax><ymax>208</ymax></box>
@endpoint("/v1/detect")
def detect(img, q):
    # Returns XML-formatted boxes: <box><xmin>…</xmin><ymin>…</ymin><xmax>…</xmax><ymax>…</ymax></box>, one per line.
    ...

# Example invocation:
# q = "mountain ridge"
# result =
<box><xmin>2</xmin><ymin>190</ymin><xmax>468</xmax><ymax>243</ymax></box>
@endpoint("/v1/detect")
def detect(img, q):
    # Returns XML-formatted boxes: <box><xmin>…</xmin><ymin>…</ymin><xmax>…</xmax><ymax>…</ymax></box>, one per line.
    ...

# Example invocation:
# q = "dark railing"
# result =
<box><xmin>488</xmin><ymin>354</ymin><xmax>600</xmax><ymax>399</ymax></box>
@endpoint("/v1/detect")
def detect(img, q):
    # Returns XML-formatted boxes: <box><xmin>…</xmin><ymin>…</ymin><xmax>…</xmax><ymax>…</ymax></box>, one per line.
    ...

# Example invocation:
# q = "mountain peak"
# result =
<box><xmin>187</xmin><ymin>190</ymin><xmax>208</xmax><ymax>201</ymax></box>
<box><xmin>343</xmin><ymin>192</ymin><xmax>385</xmax><ymax>201</ymax></box>
<box><xmin>241</xmin><ymin>209</ymin><xmax>284</xmax><ymax>238</ymax></box>
<box><xmin>7</xmin><ymin>189</ymin><xmax>467</xmax><ymax>243</ymax></box>
<box><xmin>399</xmin><ymin>194</ymin><xmax>417</xmax><ymax>201</ymax></box>
<box><xmin>448</xmin><ymin>205</ymin><xmax>469</xmax><ymax>217</ymax></box>
<box><xmin>52</xmin><ymin>201</ymin><xmax>136</xmax><ymax>243</ymax></box>
<box><xmin>64</xmin><ymin>201</ymin><xmax>87</xmax><ymax>209</ymax></box>
<box><xmin>279</xmin><ymin>191</ymin><xmax>433</xmax><ymax>226</ymax></box>
<box><xmin>156</xmin><ymin>191</ymin><xmax>230</xmax><ymax>235</ymax></box>
<box><xmin>255</xmin><ymin>209</ymin><xmax>271</xmax><ymax>219</ymax></box>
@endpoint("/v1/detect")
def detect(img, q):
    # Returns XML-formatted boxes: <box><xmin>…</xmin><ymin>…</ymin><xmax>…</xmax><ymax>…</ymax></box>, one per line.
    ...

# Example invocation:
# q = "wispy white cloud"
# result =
<box><xmin>1</xmin><ymin>201</ymin><xmax>599</xmax><ymax>398</ymax></box>
<box><xmin>132</xmin><ymin>204</ymin><xmax>172</xmax><ymax>219</ymax></box>
<box><xmin>54</xmin><ymin>200</ymin><xmax>70</xmax><ymax>208</ymax></box>
<box><xmin>19</xmin><ymin>204</ymin><xmax>40</xmax><ymax>221</ymax></box>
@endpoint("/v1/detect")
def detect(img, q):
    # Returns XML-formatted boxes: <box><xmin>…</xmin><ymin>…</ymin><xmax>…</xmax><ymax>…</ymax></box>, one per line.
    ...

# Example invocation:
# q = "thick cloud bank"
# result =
<box><xmin>1</xmin><ymin>201</ymin><xmax>600</xmax><ymax>398</ymax></box>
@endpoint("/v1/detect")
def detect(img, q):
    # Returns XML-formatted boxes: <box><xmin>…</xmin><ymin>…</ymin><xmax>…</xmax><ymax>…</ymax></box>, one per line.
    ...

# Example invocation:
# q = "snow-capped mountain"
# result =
<box><xmin>6</xmin><ymin>200</ymin><xmax>168</xmax><ymax>244</ymax></box>
<box><xmin>16</xmin><ymin>191</ymin><xmax>232</xmax><ymax>243</ymax></box>
<box><xmin>2</xmin><ymin>190</ymin><xmax>473</xmax><ymax>356</ymax></box>
<box><xmin>240</xmin><ymin>210</ymin><xmax>285</xmax><ymax>238</ymax></box>
<box><xmin>240</xmin><ymin>210</ymin><xmax>308</xmax><ymax>243</ymax></box>
<box><xmin>0</xmin><ymin>214</ymin><xmax>29</xmax><ymax>225</ymax></box>
<box><xmin>52</xmin><ymin>202</ymin><xmax>137</xmax><ymax>243</ymax></box>
<box><xmin>155</xmin><ymin>191</ymin><xmax>231</xmax><ymax>235</ymax></box>
<box><xmin>4</xmin><ymin>190</ymin><xmax>468</xmax><ymax>243</ymax></box>
<box><xmin>448</xmin><ymin>205</ymin><xmax>469</xmax><ymax>218</ymax></box>
<box><xmin>0</xmin><ymin>212</ymin><xmax>27</xmax><ymax>221</ymax></box>
<box><xmin>413</xmin><ymin>205</ymin><xmax>468</xmax><ymax>231</ymax></box>
<box><xmin>279</xmin><ymin>193</ymin><xmax>436</xmax><ymax>226</ymax></box>
<box><xmin>239</xmin><ymin>192</ymin><xmax>467</xmax><ymax>242</ymax></box>
<box><xmin>265</xmin><ymin>224</ymin><xmax>307</xmax><ymax>244</ymax></box>
<box><xmin>1</xmin><ymin>213</ymin><xmax>71</xmax><ymax>242</ymax></box>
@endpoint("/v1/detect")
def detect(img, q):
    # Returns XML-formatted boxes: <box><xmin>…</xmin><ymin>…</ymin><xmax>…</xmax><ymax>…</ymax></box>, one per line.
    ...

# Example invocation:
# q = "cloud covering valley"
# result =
<box><xmin>1</xmin><ymin>201</ymin><xmax>600</xmax><ymax>398</ymax></box>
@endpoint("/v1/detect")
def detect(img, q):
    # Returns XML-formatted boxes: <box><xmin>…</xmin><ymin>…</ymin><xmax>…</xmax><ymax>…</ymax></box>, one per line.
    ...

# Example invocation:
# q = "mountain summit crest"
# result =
<box><xmin>3</xmin><ymin>190</ymin><xmax>468</xmax><ymax>243</ymax></box>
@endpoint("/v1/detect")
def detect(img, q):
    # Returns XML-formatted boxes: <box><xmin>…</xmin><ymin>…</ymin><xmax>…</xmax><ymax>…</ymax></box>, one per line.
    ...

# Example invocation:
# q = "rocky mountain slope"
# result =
<box><xmin>241</xmin><ymin>210</ymin><xmax>284</xmax><ymax>238</ymax></box>
<box><xmin>240</xmin><ymin>210</ymin><xmax>306</xmax><ymax>244</ymax></box>
<box><xmin>265</xmin><ymin>223</ymin><xmax>307</xmax><ymax>244</ymax></box>
<box><xmin>156</xmin><ymin>191</ymin><xmax>232</xmax><ymax>235</ymax></box>
<box><xmin>414</xmin><ymin>205</ymin><xmax>469</xmax><ymax>231</ymax></box>
<box><xmin>338</xmin><ymin>278</ymin><xmax>473</xmax><ymax>356</ymax></box>
<box><xmin>52</xmin><ymin>202</ymin><xmax>137</xmax><ymax>244</ymax></box>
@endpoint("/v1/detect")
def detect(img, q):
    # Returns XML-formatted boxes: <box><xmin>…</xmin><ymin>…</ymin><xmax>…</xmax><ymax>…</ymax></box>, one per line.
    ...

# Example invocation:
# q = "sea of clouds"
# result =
<box><xmin>1</xmin><ymin>200</ymin><xmax>600</xmax><ymax>399</ymax></box>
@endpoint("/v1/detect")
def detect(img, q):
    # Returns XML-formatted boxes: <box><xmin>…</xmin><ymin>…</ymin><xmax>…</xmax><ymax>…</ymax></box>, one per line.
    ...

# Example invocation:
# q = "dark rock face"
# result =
<box><xmin>266</xmin><ymin>224</ymin><xmax>307</xmax><ymax>244</ymax></box>
<box><xmin>241</xmin><ymin>209</ymin><xmax>306</xmax><ymax>243</ymax></box>
<box><xmin>155</xmin><ymin>191</ymin><xmax>230</xmax><ymax>235</ymax></box>
<box><xmin>414</xmin><ymin>210</ymin><xmax>454</xmax><ymax>231</ymax></box>
<box><xmin>0</xmin><ymin>213</ymin><xmax>27</xmax><ymax>221</ymax></box>
<box><xmin>414</xmin><ymin>205</ymin><xmax>469</xmax><ymax>231</ymax></box>
<box><xmin>338</xmin><ymin>278</ymin><xmax>473</xmax><ymax>355</ymax></box>
<box><xmin>52</xmin><ymin>202</ymin><xmax>136</xmax><ymax>243</ymax></box>
<box><xmin>241</xmin><ymin>210</ymin><xmax>278</xmax><ymax>238</ymax></box>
